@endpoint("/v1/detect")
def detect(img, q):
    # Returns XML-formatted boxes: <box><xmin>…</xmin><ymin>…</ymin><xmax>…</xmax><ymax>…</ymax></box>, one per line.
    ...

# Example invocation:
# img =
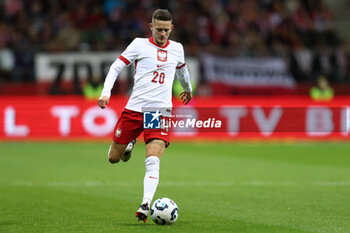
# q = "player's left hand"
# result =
<box><xmin>180</xmin><ymin>91</ymin><xmax>192</xmax><ymax>105</ymax></box>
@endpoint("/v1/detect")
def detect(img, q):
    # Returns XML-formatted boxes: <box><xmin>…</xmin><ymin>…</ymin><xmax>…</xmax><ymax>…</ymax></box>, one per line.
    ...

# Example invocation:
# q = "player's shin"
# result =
<box><xmin>142</xmin><ymin>156</ymin><xmax>160</xmax><ymax>205</ymax></box>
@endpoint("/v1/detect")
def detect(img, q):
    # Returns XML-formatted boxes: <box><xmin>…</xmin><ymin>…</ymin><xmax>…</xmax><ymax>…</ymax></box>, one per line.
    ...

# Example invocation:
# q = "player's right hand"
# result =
<box><xmin>98</xmin><ymin>96</ymin><xmax>109</xmax><ymax>109</ymax></box>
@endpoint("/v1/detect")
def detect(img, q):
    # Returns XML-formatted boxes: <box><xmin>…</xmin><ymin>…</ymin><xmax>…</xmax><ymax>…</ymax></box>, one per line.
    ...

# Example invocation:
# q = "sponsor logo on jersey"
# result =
<box><xmin>157</xmin><ymin>64</ymin><xmax>165</xmax><ymax>69</ymax></box>
<box><xmin>157</xmin><ymin>50</ymin><xmax>167</xmax><ymax>62</ymax></box>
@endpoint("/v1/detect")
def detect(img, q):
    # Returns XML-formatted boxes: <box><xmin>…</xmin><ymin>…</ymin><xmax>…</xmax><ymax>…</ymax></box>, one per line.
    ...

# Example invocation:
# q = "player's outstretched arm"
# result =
<box><xmin>180</xmin><ymin>91</ymin><xmax>192</xmax><ymax>105</ymax></box>
<box><xmin>98</xmin><ymin>96</ymin><xmax>109</xmax><ymax>109</ymax></box>
<box><xmin>98</xmin><ymin>57</ymin><xmax>129</xmax><ymax>109</ymax></box>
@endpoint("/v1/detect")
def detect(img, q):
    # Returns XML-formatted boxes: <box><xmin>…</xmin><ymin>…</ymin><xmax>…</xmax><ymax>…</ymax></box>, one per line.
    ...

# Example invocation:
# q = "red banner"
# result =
<box><xmin>0</xmin><ymin>96</ymin><xmax>349</xmax><ymax>140</ymax></box>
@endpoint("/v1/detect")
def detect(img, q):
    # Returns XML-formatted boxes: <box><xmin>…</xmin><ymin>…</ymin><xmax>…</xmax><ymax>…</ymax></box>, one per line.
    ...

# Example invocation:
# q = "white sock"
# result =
<box><xmin>142</xmin><ymin>156</ymin><xmax>160</xmax><ymax>205</ymax></box>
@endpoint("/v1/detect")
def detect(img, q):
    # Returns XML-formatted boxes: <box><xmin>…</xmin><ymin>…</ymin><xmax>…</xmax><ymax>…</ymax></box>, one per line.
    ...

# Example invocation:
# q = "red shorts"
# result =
<box><xmin>112</xmin><ymin>109</ymin><xmax>170</xmax><ymax>146</ymax></box>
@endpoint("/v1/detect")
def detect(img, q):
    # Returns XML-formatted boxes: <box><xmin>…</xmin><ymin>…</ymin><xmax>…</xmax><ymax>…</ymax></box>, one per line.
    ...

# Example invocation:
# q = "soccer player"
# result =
<box><xmin>98</xmin><ymin>9</ymin><xmax>192</xmax><ymax>222</ymax></box>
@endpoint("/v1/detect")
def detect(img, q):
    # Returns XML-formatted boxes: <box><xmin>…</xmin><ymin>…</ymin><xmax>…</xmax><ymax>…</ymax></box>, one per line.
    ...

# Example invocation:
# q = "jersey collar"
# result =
<box><xmin>149</xmin><ymin>37</ymin><xmax>170</xmax><ymax>49</ymax></box>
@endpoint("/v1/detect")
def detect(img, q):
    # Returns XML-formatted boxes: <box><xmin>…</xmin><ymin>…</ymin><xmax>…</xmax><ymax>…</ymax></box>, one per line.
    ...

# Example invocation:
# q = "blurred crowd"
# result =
<box><xmin>0</xmin><ymin>0</ymin><xmax>349</xmax><ymax>83</ymax></box>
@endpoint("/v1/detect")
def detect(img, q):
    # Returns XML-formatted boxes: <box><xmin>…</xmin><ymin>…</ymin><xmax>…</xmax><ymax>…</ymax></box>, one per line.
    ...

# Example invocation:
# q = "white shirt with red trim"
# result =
<box><xmin>101</xmin><ymin>37</ymin><xmax>192</xmax><ymax>113</ymax></box>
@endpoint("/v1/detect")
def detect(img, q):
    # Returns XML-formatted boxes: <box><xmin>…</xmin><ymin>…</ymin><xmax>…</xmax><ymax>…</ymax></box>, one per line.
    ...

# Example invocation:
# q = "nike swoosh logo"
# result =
<box><xmin>149</xmin><ymin>176</ymin><xmax>158</xmax><ymax>179</ymax></box>
<box><xmin>157</xmin><ymin>64</ymin><xmax>165</xmax><ymax>68</ymax></box>
<box><xmin>161</xmin><ymin>132</ymin><xmax>168</xmax><ymax>135</ymax></box>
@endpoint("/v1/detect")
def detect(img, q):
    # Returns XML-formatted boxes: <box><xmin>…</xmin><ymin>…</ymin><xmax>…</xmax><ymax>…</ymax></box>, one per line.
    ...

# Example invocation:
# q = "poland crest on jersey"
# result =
<box><xmin>115</xmin><ymin>128</ymin><xmax>122</xmax><ymax>137</ymax></box>
<box><xmin>157</xmin><ymin>50</ymin><xmax>167</xmax><ymax>62</ymax></box>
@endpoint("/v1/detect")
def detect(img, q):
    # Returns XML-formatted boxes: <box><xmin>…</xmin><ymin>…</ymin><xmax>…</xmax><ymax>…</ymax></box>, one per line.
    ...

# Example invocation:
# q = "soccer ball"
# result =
<box><xmin>150</xmin><ymin>198</ymin><xmax>179</xmax><ymax>225</ymax></box>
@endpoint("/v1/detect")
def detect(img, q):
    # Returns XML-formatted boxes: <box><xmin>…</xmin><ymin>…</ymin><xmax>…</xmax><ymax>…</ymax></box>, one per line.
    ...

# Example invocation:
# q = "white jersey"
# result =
<box><xmin>101</xmin><ymin>37</ymin><xmax>192</xmax><ymax>113</ymax></box>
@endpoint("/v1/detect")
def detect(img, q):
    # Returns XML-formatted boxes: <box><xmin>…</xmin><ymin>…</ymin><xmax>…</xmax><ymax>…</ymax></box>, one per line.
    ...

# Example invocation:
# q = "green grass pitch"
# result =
<box><xmin>0</xmin><ymin>141</ymin><xmax>349</xmax><ymax>233</ymax></box>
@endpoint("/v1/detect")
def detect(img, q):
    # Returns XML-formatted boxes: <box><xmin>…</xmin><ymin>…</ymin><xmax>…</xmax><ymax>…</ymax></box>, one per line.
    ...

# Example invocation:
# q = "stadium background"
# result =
<box><xmin>1</xmin><ymin>1</ymin><xmax>350</xmax><ymax>233</ymax></box>
<box><xmin>1</xmin><ymin>0</ymin><xmax>349</xmax><ymax>140</ymax></box>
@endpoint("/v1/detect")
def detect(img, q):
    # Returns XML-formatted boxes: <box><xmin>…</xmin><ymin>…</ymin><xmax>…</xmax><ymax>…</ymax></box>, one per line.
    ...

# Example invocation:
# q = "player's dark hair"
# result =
<box><xmin>152</xmin><ymin>9</ymin><xmax>172</xmax><ymax>22</ymax></box>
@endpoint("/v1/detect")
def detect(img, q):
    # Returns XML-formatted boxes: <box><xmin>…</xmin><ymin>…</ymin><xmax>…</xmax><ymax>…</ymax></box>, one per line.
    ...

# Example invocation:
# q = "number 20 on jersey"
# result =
<box><xmin>152</xmin><ymin>71</ymin><xmax>165</xmax><ymax>84</ymax></box>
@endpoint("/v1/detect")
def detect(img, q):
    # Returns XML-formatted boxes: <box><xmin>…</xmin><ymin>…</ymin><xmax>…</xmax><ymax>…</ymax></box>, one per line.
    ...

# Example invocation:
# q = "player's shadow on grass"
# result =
<box><xmin>120</xmin><ymin>223</ymin><xmax>167</xmax><ymax>227</ymax></box>
<box><xmin>119</xmin><ymin>221</ymin><xmax>190</xmax><ymax>227</ymax></box>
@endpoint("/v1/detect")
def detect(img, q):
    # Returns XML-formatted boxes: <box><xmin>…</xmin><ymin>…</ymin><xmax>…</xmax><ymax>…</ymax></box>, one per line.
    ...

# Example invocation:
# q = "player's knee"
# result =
<box><xmin>108</xmin><ymin>156</ymin><xmax>120</xmax><ymax>164</ymax></box>
<box><xmin>108</xmin><ymin>153</ymin><xmax>121</xmax><ymax>164</ymax></box>
<box><xmin>108</xmin><ymin>143</ymin><xmax>124</xmax><ymax>164</ymax></box>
